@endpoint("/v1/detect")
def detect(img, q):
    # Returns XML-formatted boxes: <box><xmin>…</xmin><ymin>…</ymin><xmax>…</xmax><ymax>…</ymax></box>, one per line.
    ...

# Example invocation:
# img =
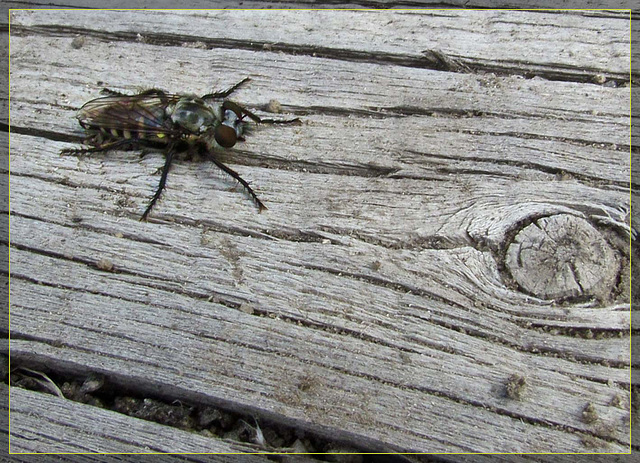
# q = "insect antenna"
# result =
<box><xmin>141</xmin><ymin>142</ymin><xmax>178</xmax><ymax>221</ymax></box>
<box><xmin>204</xmin><ymin>154</ymin><xmax>267</xmax><ymax>212</ymax></box>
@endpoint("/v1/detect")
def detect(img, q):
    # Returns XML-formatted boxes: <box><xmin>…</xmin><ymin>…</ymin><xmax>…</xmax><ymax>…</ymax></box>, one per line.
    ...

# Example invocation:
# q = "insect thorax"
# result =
<box><xmin>166</xmin><ymin>96</ymin><xmax>218</xmax><ymax>134</ymax></box>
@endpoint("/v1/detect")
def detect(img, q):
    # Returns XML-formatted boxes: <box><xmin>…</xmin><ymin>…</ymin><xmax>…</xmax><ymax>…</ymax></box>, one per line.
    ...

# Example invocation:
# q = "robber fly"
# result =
<box><xmin>62</xmin><ymin>78</ymin><xmax>299</xmax><ymax>220</ymax></box>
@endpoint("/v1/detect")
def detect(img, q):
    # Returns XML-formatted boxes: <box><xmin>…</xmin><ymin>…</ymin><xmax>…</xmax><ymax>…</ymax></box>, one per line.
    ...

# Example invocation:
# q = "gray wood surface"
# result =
<box><xmin>8</xmin><ymin>385</ymin><xmax>313</xmax><ymax>459</ymax></box>
<box><xmin>8</xmin><ymin>8</ymin><xmax>634</xmax><ymax>455</ymax></box>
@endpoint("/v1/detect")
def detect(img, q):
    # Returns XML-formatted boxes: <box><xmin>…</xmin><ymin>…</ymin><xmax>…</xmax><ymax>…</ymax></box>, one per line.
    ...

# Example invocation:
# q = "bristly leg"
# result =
<box><xmin>141</xmin><ymin>143</ymin><xmax>177</xmax><ymax>221</ymax></box>
<box><xmin>102</xmin><ymin>77</ymin><xmax>251</xmax><ymax>101</ymax></box>
<box><xmin>99</xmin><ymin>88</ymin><xmax>128</xmax><ymax>97</ymax></box>
<box><xmin>100</xmin><ymin>87</ymin><xmax>169</xmax><ymax>98</ymax></box>
<box><xmin>61</xmin><ymin>138</ymin><xmax>140</xmax><ymax>156</ymax></box>
<box><xmin>204</xmin><ymin>154</ymin><xmax>267</xmax><ymax>212</ymax></box>
<box><xmin>202</xmin><ymin>77</ymin><xmax>251</xmax><ymax>100</ymax></box>
<box><xmin>258</xmin><ymin>117</ymin><xmax>302</xmax><ymax>125</ymax></box>
<box><xmin>222</xmin><ymin>100</ymin><xmax>301</xmax><ymax>126</ymax></box>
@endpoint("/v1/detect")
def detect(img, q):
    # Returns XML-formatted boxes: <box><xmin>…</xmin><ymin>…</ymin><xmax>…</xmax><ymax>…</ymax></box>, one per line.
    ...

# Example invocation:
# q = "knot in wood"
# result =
<box><xmin>505</xmin><ymin>214</ymin><xmax>618</xmax><ymax>301</ymax></box>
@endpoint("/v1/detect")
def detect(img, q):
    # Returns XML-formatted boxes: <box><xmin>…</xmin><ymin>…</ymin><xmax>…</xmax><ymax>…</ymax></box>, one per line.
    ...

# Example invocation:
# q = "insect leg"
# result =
<box><xmin>60</xmin><ymin>138</ymin><xmax>138</xmax><ymax>156</ymax></box>
<box><xmin>223</xmin><ymin>101</ymin><xmax>261</xmax><ymax>123</ymax></box>
<box><xmin>99</xmin><ymin>88</ymin><xmax>128</xmax><ymax>96</ymax></box>
<box><xmin>100</xmin><ymin>88</ymin><xmax>168</xmax><ymax>98</ymax></box>
<box><xmin>256</xmin><ymin>116</ymin><xmax>301</xmax><ymax>125</ymax></box>
<box><xmin>223</xmin><ymin>101</ymin><xmax>300</xmax><ymax>125</ymax></box>
<box><xmin>202</xmin><ymin>77</ymin><xmax>251</xmax><ymax>100</ymax></box>
<box><xmin>141</xmin><ymin>143</ymin><xmax>177</xmax><ymax>221</ymax></box>
<box><xmin>205</xmin><ymin>154</ymin><xmax>267</xmax><ymax>212</ymax></box>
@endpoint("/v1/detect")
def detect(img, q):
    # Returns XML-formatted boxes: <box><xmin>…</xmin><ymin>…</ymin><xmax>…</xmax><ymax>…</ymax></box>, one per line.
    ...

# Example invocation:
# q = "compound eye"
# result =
<box><xmin>214</xmin><ymin>125</ymin><xmax>237</xmax><ymax>148</ymax></box>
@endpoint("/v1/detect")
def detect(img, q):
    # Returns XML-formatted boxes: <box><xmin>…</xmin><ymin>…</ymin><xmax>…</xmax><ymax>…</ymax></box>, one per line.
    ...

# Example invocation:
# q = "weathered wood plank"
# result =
<box><xmin>9</xmin><ymin>385</ymin><xmax>307</xmax><ymax>457</ymax></box>
<box><xmin>6</xmin><ymin>163</ymin><xmax>631</xmax><ymax>359</ymax></box>
<box><xmin>1</xmin><ymin>386</ymin><xmax>321</xmax><ymax>461</ymax></box>
<box><xmin>8</xmin><ymin>167</ymin><xmax>632</xmax><ymax>452</ymax></box>
<box><xmin>10</xmin><ymin>9</ymin><xmax>631</xmax><ymax>79</ymax></box>
<box><xmin>8</xmin><ymin>9</ymin><xmax>632</xmax><ymax>455</ymax></box>
<box><xmin>8</xmin><ymin>32</ymin><xmax>629</xmax><ymax>138</ymax></box>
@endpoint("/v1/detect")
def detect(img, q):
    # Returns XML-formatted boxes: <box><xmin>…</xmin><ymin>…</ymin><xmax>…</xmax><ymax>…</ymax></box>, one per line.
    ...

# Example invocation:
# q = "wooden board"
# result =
<box><xmin>13</xmin><ymin>383</ymin><xmax>225</xmax><ymax>454</ymax></box>
<box><xmin>8</xmin><ymin>385</ymin><xmax>313</xmax><ymax>458</ymax></box>
<box><xmin>8</xmin><ymin>8</ymin><xmax>634</xmax><ymax>455</ymax></box>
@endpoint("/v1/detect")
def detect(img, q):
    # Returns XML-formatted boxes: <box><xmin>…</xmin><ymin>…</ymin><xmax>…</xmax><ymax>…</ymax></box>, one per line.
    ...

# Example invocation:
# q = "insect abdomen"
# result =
<box><xmin>99</xmin><ymin>127</ymin><xmax>148</xmax><ymax>140</ymax></box>
<box><xmin>82</xmin><ymin>124</ymin><xmax>171</xmax><ymax>144</ymax></box>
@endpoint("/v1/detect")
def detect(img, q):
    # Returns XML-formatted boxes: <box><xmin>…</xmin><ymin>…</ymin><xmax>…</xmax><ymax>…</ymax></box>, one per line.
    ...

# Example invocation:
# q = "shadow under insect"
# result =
<box><xmin>62</xmin><ymin>78</ymin><xmax>300</xmax><ymax>220</ymax></box>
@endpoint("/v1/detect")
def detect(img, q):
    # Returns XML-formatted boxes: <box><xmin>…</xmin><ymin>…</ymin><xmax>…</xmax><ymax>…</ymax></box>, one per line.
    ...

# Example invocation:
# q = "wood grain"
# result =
<box><xmin>8</xmin><ymin>8</ymin><xmax>633</xmax><ymax>455</ymax></box>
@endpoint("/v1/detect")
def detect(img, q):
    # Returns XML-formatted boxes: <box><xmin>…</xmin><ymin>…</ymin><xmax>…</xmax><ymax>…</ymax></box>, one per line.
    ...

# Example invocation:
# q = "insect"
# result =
<box><xmin>62</xmin><ymin>78</ymin><xmax>299</xmax><ymax>220</ymax></box>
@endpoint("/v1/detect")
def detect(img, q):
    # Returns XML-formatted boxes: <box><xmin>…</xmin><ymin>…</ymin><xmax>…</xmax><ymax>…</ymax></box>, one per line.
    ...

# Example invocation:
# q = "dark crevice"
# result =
<box><xmin>408</xmin><ymin>306</ymin><xmax>628</xmax><ymax>369</ymax></box>
<box><xmin>8</xmin><ymin>252</ymin><xmax>251</xmax><ymax>312</ymax></box>
<box><xmin>10</xmin><ymin>332</ymin><xmax>168</xmax><ymax>368</ymax></box>
<box><xmin>9</xmin><ymin>272</ymin><xmax>241</xmax><ymax>317</ymax></box>
<box><xmin>364</xmin><ymin>106</ymin><xmax>630</xmax><ymax>129</ymax></box>
<box><xmin>4</xmin><ymin>123</ymin><xmax>82</xmax><ymax>144</ymax></box>
<box><xmin>291</xmin><ymin>260</ymin><xmax>471</xmax><ymax>313</ymax></box>
<box><xmin>515</xmin><ymin>319</ymin><xmax>631</xmax><ymax>340</ymax></box>
<box><xmin>9</xmin><ymin>345</ymin><xmax>630</xmax><ymax>452</ymax></box>
<box><xmin>401</xmin><ymin>149</ymin><xmax>631</xmax><ymax>189</ymax></box>
<box><xmin>432</xmin><ymin>167</ymin><xmax>515</xmax><ymax>179</ymax></box>
<box><xmin>9</xmin><ymin>361</ymin><xmax>416</xmax><ymax>459</ymax></box>
<box><xmin>10</xmin><ymin>24</ymin><xmax>631</xmax><ymax>85</ymax></box>
<box><xmin>10</xmin><ymin>211</ymin><xmax>170</xmax><ymax>247</ymax></box>
<box><xmin>457</xmin><ymin>127</ymin><xmax>630</xmax><ymax>151</ymax></box>
<box><xmin>10</xmin><ymin>122</ymin><xmax>399</xmax><ymax>180</ymax></box>
<box><xmin>9</xmin><ymin>241</ymin><xmax>177</xmax><ymax>284</ymax></box>
<box><xmin>230</xmin><ymin>149</ymin><xmax>401</xmax><ymax>178</ymax></box>
<box><xmin>7</xmin><ymin>202</ymin><xmax>395</xmax><ymax>255</ymax></box>
<box><xmin>10</xmin><ymin>208</ymin><xmax>282</xmax><ymax>248</ymax></box>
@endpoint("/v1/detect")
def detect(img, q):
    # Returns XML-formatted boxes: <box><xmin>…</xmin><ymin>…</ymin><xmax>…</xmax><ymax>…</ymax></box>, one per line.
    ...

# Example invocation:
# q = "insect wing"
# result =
<box><xmin>77</xmin><ymin>94</ymin><xmax>181</xmax><ymax>137</ymax></box>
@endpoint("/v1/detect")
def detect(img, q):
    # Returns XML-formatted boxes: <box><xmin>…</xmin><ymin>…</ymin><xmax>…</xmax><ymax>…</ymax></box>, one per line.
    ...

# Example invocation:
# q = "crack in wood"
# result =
<box><xmin>9</xmin><ymin>211</ymin><xmax>170</xmax><ymax>247</ymax></box>
<box><xmin>3</xmin><ymin>123</ymin><xmax>83</xmax><ymax>144</ymax></box>
<box><xmin>10</xmin><ymin>121</ymin><xmax>401</xmax><ymax>180</ymax></box>
<box><xmin>229</xmin><ymin>148</ymin><xmax>401</xmax><ymax>178</ymax></box>
<box><xmin>10</xmin><ymin>23</ymin><xmax>630</xmax><ymax>85</ymax></box>
<box><xmin>457</xmin><ymin>128</ymin><xmax>632</xmax><ymax>151</ymax></box>
<box><xmin>289</xmin><ymin>259</ymin><xmax>471</xmax><ymax>311</ymax></box>
<box><xmin>402</xmin><ymin>149</ymin><xmax>631</xmax><ymax>189</ymax></box>
<box><xmin>9</xmin><ymin>265</ymin><xmax>250</xmax><ymax>314</ymax></box>
<box><xmin>402</xmin><ymin>302</ymin><xmax>630</xmax><ymax>369</ymax></box>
